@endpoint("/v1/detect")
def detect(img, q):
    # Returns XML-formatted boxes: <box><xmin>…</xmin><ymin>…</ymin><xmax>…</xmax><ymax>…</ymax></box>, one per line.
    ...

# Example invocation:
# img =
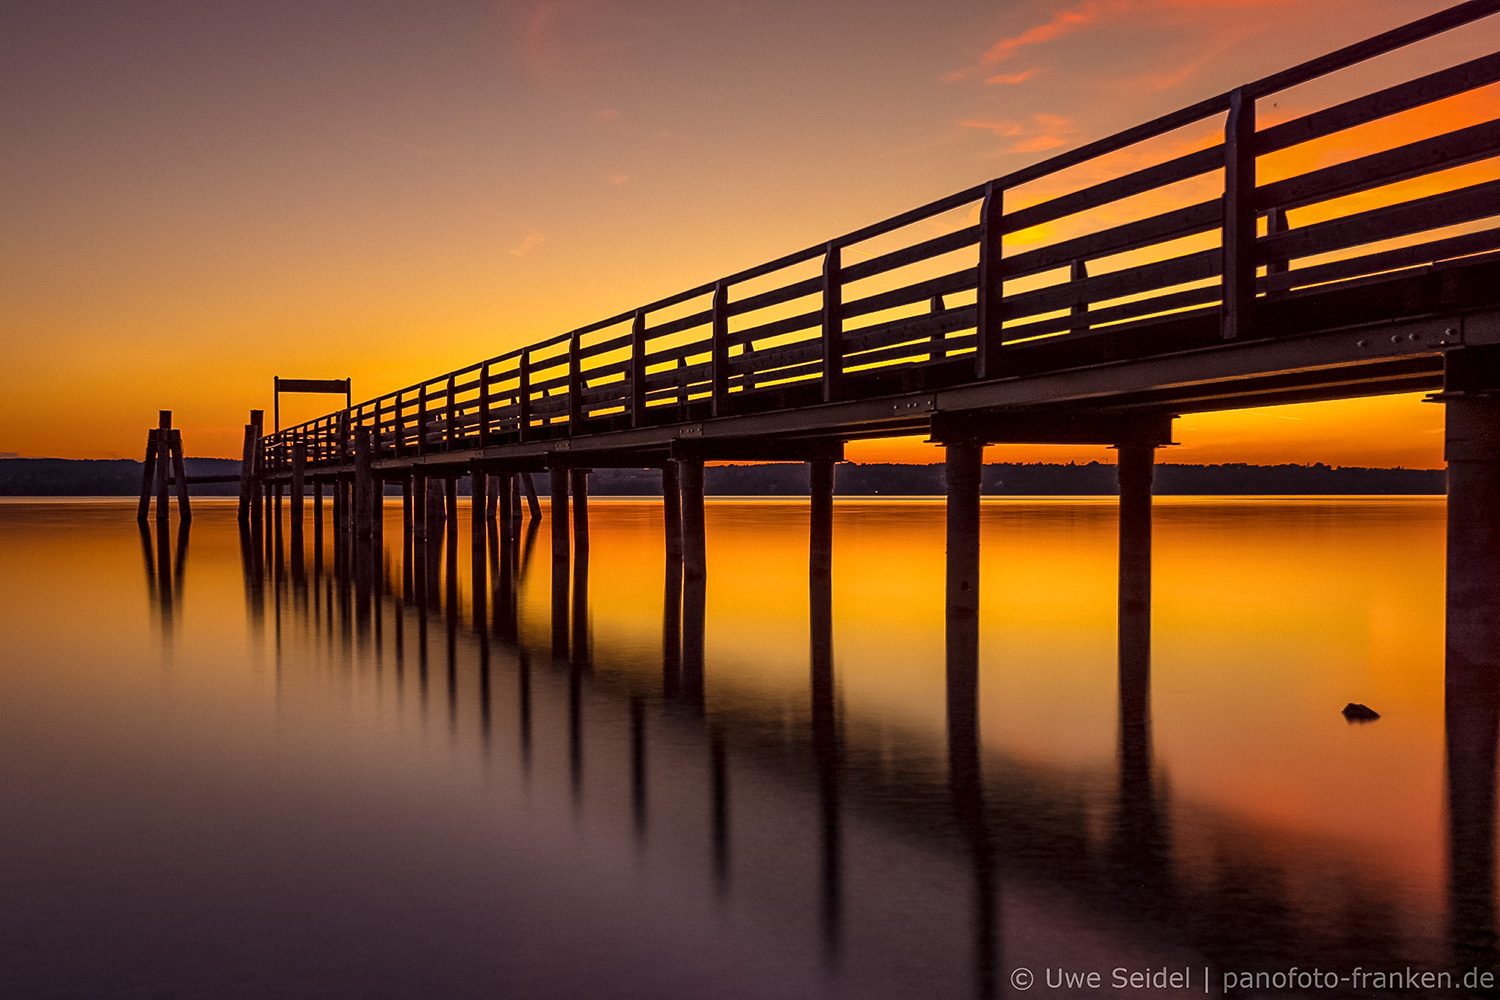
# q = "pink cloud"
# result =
<box><xmin>985</xmin><ymin>69</ymin><xmax>1040</xmax><ymax>85</ymax></box>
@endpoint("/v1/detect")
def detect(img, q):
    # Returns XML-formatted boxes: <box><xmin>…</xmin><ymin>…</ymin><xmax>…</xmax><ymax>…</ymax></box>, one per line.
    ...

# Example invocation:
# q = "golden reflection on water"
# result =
<box><xmin>0</xmin><ymin>495</ymin><xmax>1471</xmax><ymax>996</ymax></box>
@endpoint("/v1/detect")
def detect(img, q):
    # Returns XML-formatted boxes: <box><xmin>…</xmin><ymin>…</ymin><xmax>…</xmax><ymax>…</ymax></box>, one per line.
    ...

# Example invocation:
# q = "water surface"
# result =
<box><xmin>0</xmin><ymin>496</ymin><xmax>1481</xmax><ymax>998</ymax></box>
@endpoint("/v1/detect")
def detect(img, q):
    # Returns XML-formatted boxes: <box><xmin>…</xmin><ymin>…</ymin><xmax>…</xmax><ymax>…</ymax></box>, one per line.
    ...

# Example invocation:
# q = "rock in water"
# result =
<box><xmin>1342</xmin><ymin>702</ymin><xmax>1380</xmax><ymax>722</ymax></box>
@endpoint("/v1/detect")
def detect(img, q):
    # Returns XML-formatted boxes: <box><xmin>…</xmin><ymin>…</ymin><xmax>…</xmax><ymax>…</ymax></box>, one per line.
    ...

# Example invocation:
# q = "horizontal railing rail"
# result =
<box><xmin>259</xmin><ymin>0</ymin><xmax>1500</xmax><ymax>474</ymax></box>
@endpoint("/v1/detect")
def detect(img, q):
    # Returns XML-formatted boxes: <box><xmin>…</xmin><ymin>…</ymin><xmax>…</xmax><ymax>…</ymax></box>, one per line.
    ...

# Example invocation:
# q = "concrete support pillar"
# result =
<box><xmin>810</xmin><ymin>458</ymin><xmax>835</xmax><ymax>578</ymax></box>
<box><xmin>1440</xmin><ymin>350</ymin><xmax>1500</xmax><ymax>977</ymax></box>
<box><xmin>570</xmin><ymin>468</ymin><xmax>590</xmax><ymax>558</ymax></box>
<box><xmin>1116</xmin><ymin>441</ymin><xmax>1154</xmax><ymax>739</ymax></box>
<box><xmin>663</xmin><ymin>462</ymin><xmax>683</xmax><ymax>563</ymax></box>
<box><xmin>401</xmin><ymin>475</ymin><xmax>413</xmax><ymax>599</ymax></box>
<box><xmin>290</xmin><ymin>441</ymin><xmax>306</xmax><ymax>534</ymax></box>
<box><xmin>679</xmin><ymin>457</ymin><xmax>706</xmax><ymax>580</ymax></box>
<box><xmin>945</xmin><ymin>441</ymin><xmax>983</xmax><ymax>624</ymax></box>
<box><xmin>1446</xmin><ymin>393</ymin><xmax>1500</xmax><ymax>676</ymax></box>
<box><xmin>354</xmin><ymin>428</ymin><xmax>373</xmax><ymax>543</ymax></box>
<box><xmin>944</xmin><ymin>440</ymin><xmax>983</xmax><ymax>787</ymax></box>
<box><xmin>313</xmin><ymin>479</ymin><xmax>324</xmax><ymax>569</ymax></box>
<box><xmin>551</xmin><ymin>468</ymin><xmax>570</xmax><ymax>657</ymax></box>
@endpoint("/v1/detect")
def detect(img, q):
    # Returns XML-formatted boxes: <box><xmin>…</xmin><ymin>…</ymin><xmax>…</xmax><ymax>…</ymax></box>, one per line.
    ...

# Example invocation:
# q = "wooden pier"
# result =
<box><xmin>225</xmin><ymin>3</ymin><xmax>1500</xmax><ymax>675</ymax></box>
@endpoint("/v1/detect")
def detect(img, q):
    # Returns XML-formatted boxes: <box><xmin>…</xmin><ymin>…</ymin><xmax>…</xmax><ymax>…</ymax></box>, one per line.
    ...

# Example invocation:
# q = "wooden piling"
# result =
<box><xmin>137</xmin><ymin>429</ymin><xmax>159</xmax><ymax>523</ymax></box>
<box><xmin>486</xmin><ymin>474</ymin><xmax>499</xmax><ymax>521</ymax></box>
<box><xmin>313</xmin><ymin>478</ymin><xmax>324</xmax><ymax>553</ymax></box>
<box><xmin>679</xmin><ymin>457</ymin><xmax>706</xmax><ymax>580</ymax></box>
<box><xmin>471</xmin><ymin>470</ymin><xmax>488</xmax><ymax>550</ymax></box>
<box><xmin>550</xmin><ymin>468</ymin><xmax>570</xmax><ymax>569</ymax></box>
<box><xmin>570</xmin><ymin>468</ymin><xmax>590</xmax><ymax>558</ymax></box>
<box><xmin>354</xmin><ymin>427</ymin><xmax>373</xmax><ymax>541</ymax></box>
<box><xmin>168</xmin><ymin>428</ymin><xmax>192</xmax><ymax>523</ymax></box>
<box><xmin>944</xmin><ymin>441</ymin><xmax>983</xmax><ymax>622</ymax></box>
<box><xmin>810</xmin><ymin>458</ymin><xmax>834</xmax><ymax>577</ymax></box>
<box><xmin>154</xmin><ymin>411</ymin><xmax>172</xmax><ymax>523</ymax></box>
<box><xmin>663</xmin><ymin>462</ymin><xmax>682</xmax><ymax>563</ymax></box>
<box><xmin>445</xmin><ymin>476</ymin><xmax>458</xmax><ymax>528</ymax></box>
<box><xmin>521</xmin><ymin>472</ymin><xmax>542</xmax><ymax>521</ymax></box>
<box><xmin>412</xmin><ymin>473</ymin><xmax>428</xmax><ymax>541</ymax></box>
<box><xmin>291</xmin><ymin>439</ymin><xmax>306</xmax><ymax>532</ymax></box>
<box><xmin>236</xmin><ymin>423</ymin><xmax>255</xmax><ymax>525</ymax></box>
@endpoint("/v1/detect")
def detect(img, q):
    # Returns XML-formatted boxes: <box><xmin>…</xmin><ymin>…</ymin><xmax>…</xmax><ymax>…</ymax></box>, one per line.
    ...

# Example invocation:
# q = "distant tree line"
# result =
<box><xmin>0</xmin><ymin>457</ymin><xmax>1445</xmax><ymax>497</ymax></box>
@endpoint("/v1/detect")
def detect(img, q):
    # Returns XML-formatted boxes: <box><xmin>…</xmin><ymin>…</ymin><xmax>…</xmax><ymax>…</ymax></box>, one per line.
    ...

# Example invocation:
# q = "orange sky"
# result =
<box><xmin>0</xmin><ymin>0</ymin><xmax>1490</xmax><ymax>465</ymax></box>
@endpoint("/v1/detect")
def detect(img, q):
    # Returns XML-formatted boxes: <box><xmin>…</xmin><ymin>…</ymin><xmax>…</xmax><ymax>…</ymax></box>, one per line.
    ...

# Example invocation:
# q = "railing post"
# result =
<box><xmin>568</xmin><ymin>331</ymin><xmax>583</xmax><ymax>429</ymax></box>
<box><xmin>1070</xmin><ymin>259</ymin><xmax>1090</xmax><ymax>334</ymax></box>
<box><xmin>1222</xmin><ymin>86</ymin><xmax>1257</xmax><ymax>341</ymax></box>
<box><xmin>337</xmin><ymin>410</ymin><xmax>350</xmax><ymax>467</ymax></box>
<box><xmin>518</xmin><ymin>350</ymin><xmax>532</xmax><ymax>441</ymax></box>
<box><xmin>372</xmin><ymin>398</ymin><xmax>383</xmax><ymax>460</ymax></box>
<box><xmin>445</xmin><ymin>375</ymin><xmax>457</xmax><ymax>450</ymax></box>
<box><xmin>479</xmin><ymin>362</ymin><xmax>492</xmax><ymax>447</ymax></box>
<box><xmin>631</xmin><ymin>309</ymin><xmax>648</xmax><ymax>426</ymax></box>
<box><xmin>821</xmin><ymin>242</ymin><xmax>844</xmax><ymax>403</ymax></box>
<box><xmin>929</xmin><ymin>294</ymin><xmax>947</xmax><ymax>362</ymax></box>
<box><xmin>711</xmin><ymin>281</ymin><xmax>730</xmax><ymax>417</ymax></box>
<box><xmin>975</xmin><ymin>181</ymin><xmax>1005</xmax><ymax>379</ymax></box>
<box><xmin>394</xmin><ymin>392</ymin><xmax>405</xmax><ymax>458</ymax></box>
<box><xmin>1265</xmin><ymin>207</ymin><xmax>1290</xmax><ymax>300</ymax></box>
<box><xmin>417</xmin><ymin>384</ymin><xmax>428</xmax><ymax>456</ymax></box>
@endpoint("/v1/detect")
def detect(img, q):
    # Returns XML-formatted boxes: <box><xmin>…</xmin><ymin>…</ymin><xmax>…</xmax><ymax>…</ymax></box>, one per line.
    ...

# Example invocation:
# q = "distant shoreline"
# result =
<box><xmin>0</xmin><ymin>457</ymin><xmax>1446</xmax><ymax>496</ymax></box>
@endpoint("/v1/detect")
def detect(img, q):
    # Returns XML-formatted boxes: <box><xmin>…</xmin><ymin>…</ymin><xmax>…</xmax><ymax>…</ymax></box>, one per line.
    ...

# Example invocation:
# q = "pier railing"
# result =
<box><xmin>262</xmin><ymin>0</ymin><xmax>1500</xmax><ymax>471</ymax></box>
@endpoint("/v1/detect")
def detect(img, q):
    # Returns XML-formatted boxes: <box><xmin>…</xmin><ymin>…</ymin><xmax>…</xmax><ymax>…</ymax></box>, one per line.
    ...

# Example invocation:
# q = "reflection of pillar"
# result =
<box><xmin>710</xmin><ymin>727</ymin><xmax>729</xmax><ymax>894</ymax></box>
<box><xmin>518</xmin><ymin>649</ymin><xmax>533</xmax><ymax>771</ymax></box>
<box><xmin>810</xmin><ymin>571</ymin><xmax>841</xmax><ymax>960</ymax></box>
<box><xmin>1447</xmin><ymin>665</ymin><xmax>1499</xmax><ymax>981</ymax></box>
<box><xmin>551</xmin><ymin>468</ymin><xmax>570</xmax><ymax>658</ymax></box>
<box><xmin>679</xmin><ymin>457</ymin><xmax>706</xmax><ymax>580</ymax></box>
<box><xmin>1442</xmin><ymin>355</ymin><xmax>1500</xmax><ymax>981</ymax></box>
<box><xmin>570</xmin><ymin>468</ymin><xmax>590</xmax><ymax>558</ymax></box>
<box><xmin>471</xmin><ymin>471</ymin><xmax>488</xmax><ymax>553</ymax></box>
<box><xmin>682</xmin><ymin>573</ymin><xmax>706</xmax><ymax>705</ymax></box>
<box><xmin>631</xmin><ymin>694</ymin><xmax>647</xmax><ymax>841</ymax></box>
<box><xmin>663</xmin><ymin>462</ymin><xmax>683</xmax><ymax>564</ymax></box>
<box><xmin>572</xmin><ymin>543</ymin><xmax>590</xmax><ymax>667</ymax></box>
<box><xmin>663</xmin><ymin>558</ymin><xmax>683</xmax><ymax>697</ymax></box>
<box><xmin>945</xmin><ymin>440</ymin><xmax>983</xmax><ymax>751</ymax></box>
<box><xmin>810</xmin><ymin>458</ymin><xmax>834</xmax><ymax>579</ymax></box>
<box><xmin>944</xmin><ymin>438</ymin><xmax>993</xmax><ymax>1000</ymax></box>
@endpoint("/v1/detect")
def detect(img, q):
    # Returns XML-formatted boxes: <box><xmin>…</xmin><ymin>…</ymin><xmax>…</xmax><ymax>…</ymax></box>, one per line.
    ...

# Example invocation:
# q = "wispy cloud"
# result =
<box><xmin>509</xmin><ymin>230</ymin><xmax>545</xmax><ymax>257</ymax></box>
<box><xmin>948</xmin><ymin>0</ymin><xmax>1306</xmax><ymax>85</ymax></box>
<box><xmin>985</xmin><ymin>69</ymin><xmax>1040</xmax><ymax>86</ymax></box>
<box><xmin>960</xmin><ymin>113</ymin><xmax>1076</xmax><ymax>153</ymax></box>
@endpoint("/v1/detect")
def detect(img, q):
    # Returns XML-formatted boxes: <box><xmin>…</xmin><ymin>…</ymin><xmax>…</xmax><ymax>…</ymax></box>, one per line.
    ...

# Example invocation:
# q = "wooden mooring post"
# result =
<box><xmin>136</xmin><ymin>410</ymin><xmax>191</xmax><ymax>523</ymax></box>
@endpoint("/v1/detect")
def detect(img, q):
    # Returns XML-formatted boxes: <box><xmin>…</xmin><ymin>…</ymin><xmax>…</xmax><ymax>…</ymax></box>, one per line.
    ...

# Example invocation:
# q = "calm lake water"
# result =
<box><xmin>0</xmin><ymin>495</ymin><xmax>1486</xmax><ymax>998</ymax></box>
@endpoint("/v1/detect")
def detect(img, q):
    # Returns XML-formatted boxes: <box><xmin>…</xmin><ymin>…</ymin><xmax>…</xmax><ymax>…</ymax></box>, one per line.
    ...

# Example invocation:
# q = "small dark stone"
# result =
<box><xmin>1342</xmin><ymin>702</ymin><xmax>1380</xmax><ymax>722</ymax></box>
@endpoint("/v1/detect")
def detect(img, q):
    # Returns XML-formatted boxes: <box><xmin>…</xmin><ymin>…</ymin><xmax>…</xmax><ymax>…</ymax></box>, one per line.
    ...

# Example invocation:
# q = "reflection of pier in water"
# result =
<box><xmin>182</xmin><ymin>489</ymin><xmax>1500</xmax><ymax>999</ymax></box>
